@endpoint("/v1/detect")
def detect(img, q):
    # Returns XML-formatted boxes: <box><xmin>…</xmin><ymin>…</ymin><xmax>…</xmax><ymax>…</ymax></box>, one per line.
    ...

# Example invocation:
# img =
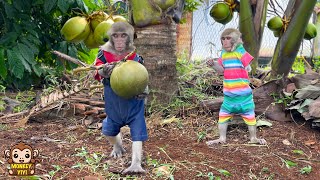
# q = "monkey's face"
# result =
<box><xmin>221</xmin><ymin>36</ymin><xmax>233</xmax><ymax>52</ymax></box>
<box><xmin>12</xmin><ymin>148</ymin><xmax>32</xmax><ymax>163</ymax></box>
<box><xmin>111</xmin><ymin>32</ymin><xmax>129</xmax><ymax>52</ymax></box>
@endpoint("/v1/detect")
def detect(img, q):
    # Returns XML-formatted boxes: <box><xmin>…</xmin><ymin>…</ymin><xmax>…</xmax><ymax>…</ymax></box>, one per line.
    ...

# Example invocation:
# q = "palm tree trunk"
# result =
<box><xmin>271</xmin><ymin>0</ymin><xmax>317</xmax><ymax>78</ymax></box>
<box><xmin>134</xmin><ymin>23</ymin><xmax>178</xmax><ymax>106</ymax></box>
<box><xmin>239</xmin><ymin>0</ymin><xmax>268</xmax><ymax>73</ymax></box>
<box><xmin>312</xmin><ymin>3</ymin><xmax>320</xmax><ymax>57</ymax></box>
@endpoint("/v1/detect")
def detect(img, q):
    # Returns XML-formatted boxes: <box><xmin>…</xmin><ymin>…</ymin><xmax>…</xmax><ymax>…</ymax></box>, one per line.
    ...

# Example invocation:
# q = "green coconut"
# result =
<box><xmin>218</xmin><ymin>11</ymin><xmax>233</xmax><ymax>25</ymax></box>
<box><xmin>304</xmin><ymin>23</ymin><xmax>317</xmax><ymax>40</ymax></box>
<box><xmin>154</xmin><ymin>0</ymin><xmax>176</xmax><ymax>10</ymax></box>
<box><xmin>132</xmin><ymin>0</ymin><xmax>162</xmax><ymax>27</ymax></box>
<box><xmin>112</xmin><ymin>15</ymin><xmax>127</xmax><ymax>23</ymax></box>
<box><xmin>61</xmin><ymin>16</ymin><xmax>90</xmax><ymax>43</ymax></box>
<box><xmin>84</xmin><ymin>31</ymin><xmax>100</xmax><ymax>49</ymax></box>
<box><xmin>90</xmin><ymin>11</ymin><xmax>109</xmax><ymax>31</ymax></box>
<box><xmin>110</xmin><ymin>61</ymin><xmax>149</xmax><ymax>99</ymax></box>
<box><xmin>273</xmin><ymin>30</ymin><xmax>281</xmax><ymax>37</ymax></box>
<box><xmin>210</xmin><ymin>2</ymin><xmax>231</xmax><ymax>22</ymax></box>
<box><xmin>267</xmin><ymin>16</ymin><xmax>283</xmax><ymax>31</ymax></box>
<box><xmin>93</xmin><ymin>19</ymin><xmax>114</xmax><ymax>45</ymax></box>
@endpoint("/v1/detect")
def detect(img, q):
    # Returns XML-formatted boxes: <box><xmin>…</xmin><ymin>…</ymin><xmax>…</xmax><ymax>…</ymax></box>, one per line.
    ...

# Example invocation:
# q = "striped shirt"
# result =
<box><xmin>218</xmin><ymin>44</ymin><xmax>254</xmax><ymax>97</ymax></box>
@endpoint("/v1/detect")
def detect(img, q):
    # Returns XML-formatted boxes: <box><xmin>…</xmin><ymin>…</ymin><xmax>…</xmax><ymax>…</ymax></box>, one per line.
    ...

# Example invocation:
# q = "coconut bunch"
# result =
<box><xmin>60</xmin><ymin>11</ymin><xmax>127</xmax><ymax>49</ymax></box>
<box><xmin>132</xmin><ymin>0</ymin><xmax>178</xmax><ymax>27</ymax></box>
<box><xmin>209</xmin><ymin>0</ymin><xmax>239</xmax><ymax>25</ymax></box>
<box><xmin>267</xmin><ymin>16</ymin><xmax>317</xmax><ymax>40</ymax></box>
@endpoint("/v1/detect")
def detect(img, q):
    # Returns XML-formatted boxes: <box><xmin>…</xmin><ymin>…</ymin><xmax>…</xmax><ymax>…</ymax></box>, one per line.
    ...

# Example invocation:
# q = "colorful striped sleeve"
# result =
<box><xmin>241</xmin><ymin>52</ymin><xmax>254</xmax><ymax>67</ymax></box>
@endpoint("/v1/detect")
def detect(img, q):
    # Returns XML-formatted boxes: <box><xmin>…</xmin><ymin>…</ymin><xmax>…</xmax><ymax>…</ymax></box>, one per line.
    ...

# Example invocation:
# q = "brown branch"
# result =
<box><xmin>52</xmin><ymin>50</ymin><xmax>88</xmax><ymax>67</ymax></box>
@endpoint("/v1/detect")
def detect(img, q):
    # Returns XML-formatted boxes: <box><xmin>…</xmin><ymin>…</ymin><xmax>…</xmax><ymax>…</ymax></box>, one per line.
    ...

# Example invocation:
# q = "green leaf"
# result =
<box><xmin>300</xmin><ymin>165</ymin><xmax>312</xmax><ymax>174</ymax></box>
<box><xmin>0</xmin><ymin>32</ymin><xmax>18</xmax><ymax>46</ymax></box>
<box><xmin>32</xmin><ymin>64</ymin><xmax>43</xmax><ymax>77</ymax></box>
<box><xmin>292</xmin><ymin>150</ymin><xmax>304</xmax><ymax>155</ymax></box>
<box><xmin>284</xmin><ymin>160</ymin><xmax>297</xmax><ymax>168</ymax></box>
<box><xmin>13</xmin><ymin>47</ymin><xmax>32</xmax><ymax>73</ymax></box>
<box><xmin>44</xmin><ymin>0</ymin><xmax>56</xmax><ymax>14</ymax></box>
<box><xmin>0</xmin><ymin>49</ymin><xmax>8</xmax><ymax>79</ymax></box>
<box><xmin>83</xmin><ymin>0</ymin><xmax>98</xmax><ymax>11</ymax></box>
<box><xmin>217</xmin><ymin>169</ymin><xmax>231</xmax><ymax>177</ymax></box>
<box><xmin>18</xmin><ymin>43</ymin><xmax>35</xmax><ymax>65</ymax></box>
<box><xmin>4</xmin><ymin>2</ymin><xmax>17</xmax><ymax>19</ymax></box>
<box><xmin>68</xmin><ymin>45</ymin><xmax>78</xmax><ymax>58</ymax></box>
<box><xmin>7</xmin><ymin>50</ymin><xmax>25</xmax><ymax>79</ymax></box>
<box><xmin>20</xmin><ymin>38</ymin><xmax>40</xmax><ymax>55</ymax></box>
<box><xmin>15</xmin><ymin>1</ymin><xmax>32</xmax><ymax>12</ymax></box>
<box><xmin>76</xmin><ymin>0</ymin><xmax>89</xmax><ymax>13</ymax></box>
<box><xmin>57</xmin><ymin>0</ymin><xmax>70</xmax><ymax>13</ymax></box>
<box><xmin>26</xmin><ymin>34</ymin><xmax>42</xmax><ymax>46</ymax></box>
<box><xmin>26</xmin><ymin>29</ymin><xmax>39</xmax><ymax>39</ymax></box>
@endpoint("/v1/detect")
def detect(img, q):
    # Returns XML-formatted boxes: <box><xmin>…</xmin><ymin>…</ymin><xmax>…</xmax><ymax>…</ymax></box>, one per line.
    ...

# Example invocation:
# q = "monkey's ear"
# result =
<box><xmin>4</xmin><ymin>150</ymin><xmax>10</xmax><ymax>158</ymax></box>
<box><xmin>134</xmin><ymin>33</ymin><xmax>137</xmax><ymax>39</ymax></box>
<box><xmin>33</xmin><ymin>150</ymin><xmax>39</xmax><ymax>157</ymax></box>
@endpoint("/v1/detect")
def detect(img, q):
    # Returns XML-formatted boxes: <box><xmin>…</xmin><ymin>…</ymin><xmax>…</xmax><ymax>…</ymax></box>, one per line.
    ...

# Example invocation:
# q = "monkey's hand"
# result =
<box><xmin>134</xmin><ymin>85</ymin><xmax>149</xmax><ymax>100</ymax></box>
<box><xmin>98</xmin><ymin>63</ymin><xmax>116</xmax><ymax>78</ymax></box>
<box><xmin>207</xmin><ymin>59</ymin><xmax>224</xmax><ymax>74</ymax></box>
<box><xmin>245</xmin><ymin>65</ymin><xmax>252</xmax><ymax>72</ymax></box>
<box><xmin>206</xmin><ymin>58</ymin><xmax>215</xmax><ymax>67</ymax></box>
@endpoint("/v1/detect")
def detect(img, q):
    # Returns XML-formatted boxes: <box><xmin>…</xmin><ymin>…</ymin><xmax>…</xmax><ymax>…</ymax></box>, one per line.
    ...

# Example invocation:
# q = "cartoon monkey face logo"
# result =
<box><xmin>4</xmin><ymin>142</ymin><xmax>39</xmax><ymax>176</ymax></box>
<box><xmin>12</xmin><ymin>148</ymin><xmax>33</xmax><ymax>163</ymax></box>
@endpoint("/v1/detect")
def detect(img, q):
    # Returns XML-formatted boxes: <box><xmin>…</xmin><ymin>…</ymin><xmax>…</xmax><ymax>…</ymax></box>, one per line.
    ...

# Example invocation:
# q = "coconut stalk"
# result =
<box><xmin>239</xmin><ymin>0</ymin><xmax>269</xmax><ymax>74</ymax></box>
<box><xmin>312</xmin><ymin>2</ymin><xmax>320</xmax><ymax>57</ymax></box>
<box><xmin>270</xmin><ymin>0</ymin><xmax>317</xmax><ymax>78</ymax></box>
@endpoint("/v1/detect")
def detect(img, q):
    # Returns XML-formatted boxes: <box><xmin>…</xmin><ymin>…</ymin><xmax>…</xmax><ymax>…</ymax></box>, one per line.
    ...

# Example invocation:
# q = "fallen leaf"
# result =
<box><xmin>83</xmin><ymin>175</ymin><xmax>104</xmax><ymax>180</ymax></box>
<box><xmin>256</xmin><ymin>120</ymin><xmax>272</xmax><ymax>127</ymax></box>
<box><xmin>160</xmin><ymin>116</ymin><xmax>180</xmax><ymax>126</ymax></box>
<box><xmin>282</xmin><ymin>139</ymin><xmax>292</xmax><ymax>146</ymax></box>
<box><xmin>305</xmin><ymin>140</ymin><xmax>316</xmax><ymax>146</ymax></box>
<box><xmin>84</xmin><ymin>119</ymin><xmax>93</xmax><ymax>126</ymax></box>
<box><xmin>152</xmin><ymin>165</ymin><xmax>170</xmax><ymax>176</ymax></box>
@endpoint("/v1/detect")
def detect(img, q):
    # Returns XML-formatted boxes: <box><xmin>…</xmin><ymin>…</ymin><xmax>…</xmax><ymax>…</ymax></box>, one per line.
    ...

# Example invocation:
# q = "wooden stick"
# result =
<box><xmin>52</xmin><ymin>50</ymin><xmax>88</xmax><ymax>67</ymax></box>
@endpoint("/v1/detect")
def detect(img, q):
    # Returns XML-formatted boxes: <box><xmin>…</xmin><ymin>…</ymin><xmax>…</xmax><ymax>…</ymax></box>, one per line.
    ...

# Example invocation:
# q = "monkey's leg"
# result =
<box><xmin>106</xmin><ymin>133</ymin><xmax>126</xmax><ymax>158</ymax></box>
<box><xmin>206</xmin><ymin>123</ymin><xmax>228</xmax><ymax>146</ymax></box>
<box><xmin>248</xmin><ymin>125</ymin><xmax>267</xmax><ymax>144</ymax></box>
<box><xmin>122</xmin><ymin>141</ymin><xmax>145</xmax><ymax>174</ymax></box>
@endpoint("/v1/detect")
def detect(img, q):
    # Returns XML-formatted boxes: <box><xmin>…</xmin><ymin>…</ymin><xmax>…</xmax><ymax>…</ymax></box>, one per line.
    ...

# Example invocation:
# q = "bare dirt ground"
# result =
<box><xmin>0</xmin><ymin>109</ymin><xmax>320</xmax><ymax>180</ymax></box>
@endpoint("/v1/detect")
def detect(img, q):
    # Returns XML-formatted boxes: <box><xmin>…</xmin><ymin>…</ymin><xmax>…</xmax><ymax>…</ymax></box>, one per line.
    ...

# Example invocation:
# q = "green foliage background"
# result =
<box><xmin>0</xmin><ymin>0</ymin><xmax>108</xmax><ymax>90</ymax></box>
<box><xmin>0</xmin><ymin>0</ymin><xmax>202</xmax><ymax>90</ymax></box>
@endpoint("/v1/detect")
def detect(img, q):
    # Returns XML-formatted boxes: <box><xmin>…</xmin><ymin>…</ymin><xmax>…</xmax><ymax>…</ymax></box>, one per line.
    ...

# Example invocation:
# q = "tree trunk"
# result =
<box><xmin>134</xmin><ymin>23</ymin><xmax>178</xmax><ymax>106</ymax></box>
<box><xmin>239</xmin><ymin>0</ymin><xmax>268</xmax><ymax>73</ymax></box>
<box><xmin>271</xmin><ymin>0</ymin><xmax>317</xmax><ymax>78</ymax></box>
<box><xmin>312</xmin><ymin>3</ymin><xmax>320</xmax><ymax>57</ymax></box>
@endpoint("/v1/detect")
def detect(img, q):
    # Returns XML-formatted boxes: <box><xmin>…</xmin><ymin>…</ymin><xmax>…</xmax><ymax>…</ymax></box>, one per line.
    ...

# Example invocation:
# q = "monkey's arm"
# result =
<box><xmin>134</xmin><ymin>85</ymin><xmax>149</xmax><ymax>99</ymax></box>
<box><xmin>94</xmin><ymin>56</ymin><xmax>106</xmax><ymax>81</ymax></box>
<box><xmin>240</xmin><ymin>50</ymin><xmax>254</xmax><ymax>72</ymax></box>
<box><xmin>97</xmin><ymin>63</ymin><xmax>116</xmax><ymax>78</ymax></box>
<box><xmin>134</xmin><ymin>54</ymin><xmax>144</xmax><ymax>64</ymax></box>
<box><xmin>206</xmin><ymin>59</ymin><xmax>224</xmax><ymax>74</ymax></box>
